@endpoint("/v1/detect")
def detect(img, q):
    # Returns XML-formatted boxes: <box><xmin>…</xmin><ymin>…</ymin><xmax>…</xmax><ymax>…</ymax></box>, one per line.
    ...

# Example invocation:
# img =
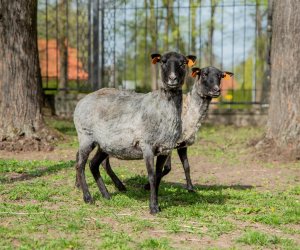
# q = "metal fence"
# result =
<box><xmin>38</xmin><ymin>0</ymin><xmax>269</xmax><ymax>106</ymax></box>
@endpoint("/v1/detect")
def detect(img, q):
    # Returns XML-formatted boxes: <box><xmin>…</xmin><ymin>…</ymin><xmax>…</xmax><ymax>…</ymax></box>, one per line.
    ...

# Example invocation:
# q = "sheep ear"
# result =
<box><xmin>191</xmin><ymin>67</ymin><xmax>201</xmax><ymax>78</ymax></box>
<box><xmin>222</xmin><ymin>71</ymin><xmax>234</xmax><ymax>80</ymax></box>
<box><xmin>186</xmin><ymin>55</ymin><xmax>197</xmax><ymax>67</ymax></box>
<box><xmin>151</xmin><ymin>53</ymin><xmax>161</xmax><ymax>64</ymax></box>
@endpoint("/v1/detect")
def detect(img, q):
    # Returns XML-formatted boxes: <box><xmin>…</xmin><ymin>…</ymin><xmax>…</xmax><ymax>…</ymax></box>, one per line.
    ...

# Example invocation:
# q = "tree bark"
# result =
<box><xmin>0</xmin><ymin>0</ymin><xmax>45</xmax><ymax>141</ymax></box>
<box><xmin>265</xmin><ymin>0</ymin><xmax>300</xmax><ymax>156</ymax></box>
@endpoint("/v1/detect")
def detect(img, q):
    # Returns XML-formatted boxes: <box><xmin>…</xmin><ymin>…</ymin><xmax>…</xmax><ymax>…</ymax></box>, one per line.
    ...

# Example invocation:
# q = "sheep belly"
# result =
<box><xmin>74</xmin><ymin>89</ymin><xmax>181</xmax><ymax>160</ymax></box>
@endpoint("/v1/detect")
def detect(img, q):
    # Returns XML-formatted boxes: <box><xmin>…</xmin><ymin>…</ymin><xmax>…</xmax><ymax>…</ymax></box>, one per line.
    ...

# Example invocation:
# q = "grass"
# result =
<box><xmin>237</xmin><ymin>230</ymin><xmax>298</xmax><ymax>249</ymax></box>
<box><xmin>0</xmin><ymin>122</ymin><xmax>299</xmax><ymax>249</ymax></box>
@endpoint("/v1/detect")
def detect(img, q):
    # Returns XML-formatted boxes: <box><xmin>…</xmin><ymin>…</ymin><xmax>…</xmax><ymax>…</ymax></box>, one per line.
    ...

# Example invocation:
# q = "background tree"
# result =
<box><xmin>57</xmin><ymin>0</ymin><xmax>68</xmax><ymax>93</ymax></box>
<box><xmin>262</xmin><ymin>0</ymin><xmax>300</xmax><ymax>157</ymax></box>
<box><xmin>0</xmin><ymin>0</ymin><xmax>53</xmax><ymax>149</ymax></box>
<box><xmin>203</xmin><ymin>0</ymin><xmax>219</xmax><ymax>66</ymax></box>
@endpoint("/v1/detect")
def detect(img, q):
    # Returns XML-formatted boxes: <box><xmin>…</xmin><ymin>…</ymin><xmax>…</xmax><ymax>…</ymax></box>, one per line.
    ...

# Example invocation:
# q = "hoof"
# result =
<box><xmin>75</xmin><ymin>182</ymin><xmax>81</xmax><ymax>189</ymax></box>
<box><xmin>150</xmin><ymin>206</ymin><xmax>161</xmax><ymax>215</ymax></box>
<box><xmin>187</xmin><ymin>188</ymin><xmax>195</xmax><ymax>193</ymax></box>
<box><xmin>83</xmin><ymin>194</ymin><xmax>94</xmax><ymax>204</ymax></box>
<box><xmin>144</xmin><ymin>183</ymin><xmax>150</xmax><ymax>190</ymax></box>
<box><xmin>118</xmin><ymin>186</ymin><xmax>127</xmax><ymax>192</ymax></box>
<box><xmin>102</xmin><ymin>193</ymin><xmax>111</xmax><ymax>200</ymax></box>
<box><xmin>117</xmin><ymin>184</ymin><xmax>127</xmax><ymax>192</ymax></box>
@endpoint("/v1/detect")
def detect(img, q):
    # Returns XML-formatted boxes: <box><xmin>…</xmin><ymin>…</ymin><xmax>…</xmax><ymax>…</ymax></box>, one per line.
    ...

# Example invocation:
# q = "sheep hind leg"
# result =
<box><xmin>74</xmin><ymin>151</ymin><xmax>81</xmax><ymax>189</ymax></box>
<box><xmin>102</xmin><ymin>157</ymin><xmax>127</xmax><ymax>191</ymax></box>
<box><xmin>76</xmin><ymin>142</ymin><xmax>95</xmax><ymax>203</ymax></box>
<box><xmin>144</xmin><ymin>155</ymin><xmax>171</xmax><ymax>190</ymax></box>
<box><xmin>177</xmin><ymin>147</ymin><xmax>194</xmax><ymax>192</ymax></box>
<box><xmin>89</xmin><ymin>147</ymin><xmax>111</xmax><ymax>199</ymax></box>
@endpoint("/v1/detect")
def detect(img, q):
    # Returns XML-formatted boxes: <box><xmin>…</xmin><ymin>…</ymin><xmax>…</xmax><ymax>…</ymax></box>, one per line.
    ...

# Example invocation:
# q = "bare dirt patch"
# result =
<box><xmin>162</xmin><ymin>153</ymin><xmax>300</xmax><ymax>192</ymax></box>
<box><xmin>0</xmin><ymin>147</ymin><xmax>77</xmax><ymax>161</ymax></box>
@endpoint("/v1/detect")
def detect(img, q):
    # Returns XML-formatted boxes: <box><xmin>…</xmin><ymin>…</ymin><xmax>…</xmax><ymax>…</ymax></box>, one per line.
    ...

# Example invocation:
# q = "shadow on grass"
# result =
<box><xmin>0</xmin><ymin>161</ymin><xmax>75</xmax><ymax>184</ymax></box>
<box><xmin>92</xmin><ymin>175</ymin><xmax>253</xmax><ymax>209</ymax></box>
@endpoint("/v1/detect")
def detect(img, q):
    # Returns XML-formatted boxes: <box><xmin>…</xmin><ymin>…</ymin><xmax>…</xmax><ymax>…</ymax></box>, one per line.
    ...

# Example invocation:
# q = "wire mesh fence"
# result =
<box><xmin>38</xmin><ymin>0</ymin><xmax>269</xmax><ymax>107</ymax></box>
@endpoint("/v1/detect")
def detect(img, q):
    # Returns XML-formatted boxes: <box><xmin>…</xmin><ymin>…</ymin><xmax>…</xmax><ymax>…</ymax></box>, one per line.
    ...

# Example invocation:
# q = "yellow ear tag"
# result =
<box><xmin>188</xmin><ymin>59</ymin><xmax>195</xmax><ymax>67</ymax></box>
<box><xmin>191</xmin><ymin>71</ymin><xmax>198</xmax><ymax>78</ymax></box>
<box><xmin>151</xmin><ymin>57</ymin><xmax>160</xmax><ymax>64</ymax></box>
<box><xmin>223</xmin><ymin>73</ymin><xmax>231</xmax><ymax>80</ymax></box>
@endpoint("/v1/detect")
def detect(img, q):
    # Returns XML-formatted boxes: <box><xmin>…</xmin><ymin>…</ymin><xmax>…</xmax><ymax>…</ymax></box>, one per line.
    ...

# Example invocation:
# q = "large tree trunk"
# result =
<box><xmin>0</xmin><ymin>0</ymin><xmax>54</xmax><ymax>150</ymax></box>
<box><xmin>264</xmin><ymin>0</ymin><xmax>300</xmax><ymax>157</ymax></box>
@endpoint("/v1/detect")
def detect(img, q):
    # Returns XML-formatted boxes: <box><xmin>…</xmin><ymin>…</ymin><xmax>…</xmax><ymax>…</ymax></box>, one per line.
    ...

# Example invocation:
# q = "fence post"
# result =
<box><xmin>100</xmin><ymin>0</ymin><xmax>105</xmax><ymax>89</ymax></box>
<box><xmin>92</xmin><ymin>0</ymin><xmax>99</xmax><ymax>90</ymax></box>
<box><xmin>88</xmin><ymin>0</ymin><xmax>92</xmax><ymax>90</ymax></box>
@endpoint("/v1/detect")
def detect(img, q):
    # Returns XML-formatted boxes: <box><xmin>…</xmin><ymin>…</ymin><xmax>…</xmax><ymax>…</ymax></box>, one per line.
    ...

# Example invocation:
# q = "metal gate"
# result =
<box><xmin>38</xmin><ymin>0</ymin><xmax>269</xmax><ymax>106</ymax></box>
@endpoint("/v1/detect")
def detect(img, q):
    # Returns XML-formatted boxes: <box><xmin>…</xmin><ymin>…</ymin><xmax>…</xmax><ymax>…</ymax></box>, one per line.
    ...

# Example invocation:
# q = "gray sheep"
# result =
<box><xmin>145</xmin><ymin>66</ymin><xmax>234</xmax><ymax>191</ymax></box>
<box><xmin>73</xmin><ymin>52</ymin><xmax>196</xmax><ymax>214</ymax></box>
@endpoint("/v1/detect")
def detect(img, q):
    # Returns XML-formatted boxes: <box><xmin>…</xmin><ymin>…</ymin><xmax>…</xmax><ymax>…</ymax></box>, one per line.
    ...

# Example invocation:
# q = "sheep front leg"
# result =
<box><xmin>177</xmin><ymin>147</ymin><xmax>194</xmax><ymax>192</ymax></box>
<box><xmin>144</xmin><ymin>155</ymin><xmax>171</xmax><ymax>190</ymax></box>
<box><xmin>76</xmin><ymin>143</ymin><xmax>95</xmax><ymax>203</ymax></box>
<box><xmin>143</xmin><ymin>146</ymin><xmax>160</xmax><ymax>214</ymax></box>
<box><xmin>155</xmin><ymin>155</ymin><xmax>170</xmax><ymax>194</ymax></box>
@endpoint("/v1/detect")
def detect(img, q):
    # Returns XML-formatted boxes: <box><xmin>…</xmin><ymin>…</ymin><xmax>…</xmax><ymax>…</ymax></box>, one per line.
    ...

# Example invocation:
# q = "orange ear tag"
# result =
<box><xmin>223</xmin><ymin>73</ymin><xmax>231</xmax><ymax>80</ymax></box>
<box><xmin>191</xmin><ymin>71</ymin><xmax>198</xmax><ymax>78</ymax></box>
<box><xmin>188</xmin><ymin>59</ymin><xmax>195</xmax><ymax>67</ymax></box>
<box><xmin>151</xmin><ymin>57</ymin><xmax>160</xmax><ymax>64</ymax></box>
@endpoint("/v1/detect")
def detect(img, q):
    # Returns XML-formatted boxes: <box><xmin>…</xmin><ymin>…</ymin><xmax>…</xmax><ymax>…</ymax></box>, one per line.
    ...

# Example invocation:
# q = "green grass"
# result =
<box><xmin>45</xmin><ymin>117</ymin><xmax>77</xmax><ymax>136</ymax></box>
<box><xmin>0</xmin><ymin>123</ymin><xmax>299</xmax><ymax>249</ymax></box>
<box><xmin>237</xmin><ymin>230</ymin><xmax>298</xmax><ymax>249</ymax></box>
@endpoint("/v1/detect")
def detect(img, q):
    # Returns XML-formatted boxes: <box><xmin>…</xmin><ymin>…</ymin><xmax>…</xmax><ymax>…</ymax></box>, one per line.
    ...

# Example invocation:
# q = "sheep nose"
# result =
<box><xmin>169</xmin><ymin>73</ymin><xmax>177</xmax><ymax>81</ymax></box>
<box><xmin>213</xmin><ymin>86</ymin><xmax>220</xmax><ymax>92</ymax></box>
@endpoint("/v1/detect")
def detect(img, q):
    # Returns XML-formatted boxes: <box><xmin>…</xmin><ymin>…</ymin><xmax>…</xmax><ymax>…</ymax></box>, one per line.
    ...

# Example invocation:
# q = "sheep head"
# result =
<box><xmin>191</xmin><ymin>66</ymin><xmax>234</xmax><ymax>98</ymax></box>
<box><xmin>151</xmin><ymin>52</ymin><xmax>196</xmax><ymax>90</ymax></box>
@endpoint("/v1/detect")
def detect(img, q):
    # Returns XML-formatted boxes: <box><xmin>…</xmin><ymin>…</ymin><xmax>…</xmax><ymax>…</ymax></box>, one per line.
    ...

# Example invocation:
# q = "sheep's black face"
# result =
<box><xmin>151</xmin><ymin>52</ymin><xmax>196</xmax><ymax>90</ymax></box>
<box><xmin>191</xmin><ymin>66</ymin><xmax>234</xmax><ymax>98</ymax></box>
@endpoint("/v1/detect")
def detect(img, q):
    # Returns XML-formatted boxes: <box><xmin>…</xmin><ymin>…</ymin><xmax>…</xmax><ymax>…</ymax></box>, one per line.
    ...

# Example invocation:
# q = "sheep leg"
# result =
<box><xmin>76</xmin><ymin>143</ymin><xmax>95</xmax><ymax>203</ymax></box>
<box><xmin>144</xmin><ymin>156</ymin><xmax>171</xmax><ymax>190</ymax></box>
<box><xmin>143</xmin><ymin>146</ymin><xmax>160</xmax><ymax>214</ymax></box>
<box><xmin>102</xmin><ymin>157</ymin><xmax>127</xmax><ymax>191</ymax></box>
<box><xmin>177</xmin><ymin>147</ymin><xmax>194</xmax><ymax>192</ymax></box>
<box><xmin>89</xmin><ymin>148</ymin><xmax>111</xmax><ymax>199</ymax></box>
<box><xmin>155</xmin><ymin>155</ymin><xmax>169</xmax><ymax>194</ymax></box>
<box><xmin>74</xmin><ymin>151</ymin><xmax>81</xmax><ymax>189</ymax></box>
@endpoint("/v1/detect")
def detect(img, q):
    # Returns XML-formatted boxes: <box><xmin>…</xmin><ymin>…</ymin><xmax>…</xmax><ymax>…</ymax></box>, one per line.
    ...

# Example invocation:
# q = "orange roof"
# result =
<box><xmin>38</xmin><ymin>39</ymin><xmax>88</xmax><ymax>80</ymax></box>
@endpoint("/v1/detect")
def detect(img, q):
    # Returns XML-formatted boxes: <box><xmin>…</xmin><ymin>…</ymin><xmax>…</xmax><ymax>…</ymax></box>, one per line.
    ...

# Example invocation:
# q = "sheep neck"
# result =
<box><xmin>180</xmin><ymin>85</ymin><xmax>212</xmax><ymax>145</ymax></box>
<box><xmin>159</xmin><ymin>87</ymin><xmax>183</xmax><ymax>114</ymax></box>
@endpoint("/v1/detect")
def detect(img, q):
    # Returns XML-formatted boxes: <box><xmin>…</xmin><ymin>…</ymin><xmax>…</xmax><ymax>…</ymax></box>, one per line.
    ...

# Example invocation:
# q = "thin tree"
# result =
<box><xmin>57</xmin><ymin>0</ymin><xmax>68</xmax><ymax>93</ymax></box>
<box><xmin>261</xmin><ymin>0</ymin><xmax>300</xmax><ymax>157</ymax></box>
<box><xmin>0</xmin><ymin>0</ymin><xmax>53</xmax><ymax>149</ymax></box>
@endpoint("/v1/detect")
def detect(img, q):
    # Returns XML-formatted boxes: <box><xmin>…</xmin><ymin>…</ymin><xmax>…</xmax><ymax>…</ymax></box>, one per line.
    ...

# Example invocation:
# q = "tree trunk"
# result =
<box><xmin>0</xmin><ymin>0</ymin><xmax>54</xmax><ymax>150</ymax></box>
<box><xmin>264</xmin><ymin>0</ymin><xmax>300</xmax><ymax>157</ymax></box>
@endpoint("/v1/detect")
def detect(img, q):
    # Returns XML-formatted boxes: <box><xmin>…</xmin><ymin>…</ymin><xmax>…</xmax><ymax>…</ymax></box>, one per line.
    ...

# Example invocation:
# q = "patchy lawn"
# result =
<box><xmin>0</xmin><ymin>120</ymin><xmax>299</xmax><ymax>249</ymax></box>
